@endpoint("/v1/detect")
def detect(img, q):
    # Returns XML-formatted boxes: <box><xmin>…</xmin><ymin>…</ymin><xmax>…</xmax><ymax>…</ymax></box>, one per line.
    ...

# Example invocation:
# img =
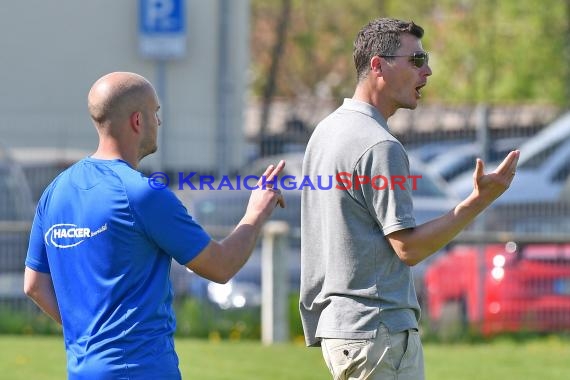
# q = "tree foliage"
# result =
<box><xmin>250</xmin><ymin>0</ymin><xmax>569</xmax><ymax>106</ymax></box>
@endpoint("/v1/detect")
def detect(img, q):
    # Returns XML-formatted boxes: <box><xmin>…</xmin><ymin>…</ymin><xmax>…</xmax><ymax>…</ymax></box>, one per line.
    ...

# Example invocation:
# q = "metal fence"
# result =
<box><xmin>1</xmin><ymin>104</ymin><xmax>569</xmax><ymax>340</ymax></box>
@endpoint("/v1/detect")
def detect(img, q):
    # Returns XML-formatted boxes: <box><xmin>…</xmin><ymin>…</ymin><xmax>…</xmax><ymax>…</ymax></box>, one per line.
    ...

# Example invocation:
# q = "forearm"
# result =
<box><xmin>187</xmin><ymin>214</ymin><xmax>266</xmax><ymax>284</ymax></box>
<box><xmin>187</xmin><ymin>161</ymin><xmax>286</xmax><ymax>283</ymax></box>
<box><xmin>217</xmin><ymin>216</ymin><xmax>264</xmax><ymax>278</ymax></box>
<box><xmin>23</xmin><ymin>268</ymin><xmax>62</xmax><ymax>325</ymax></box>
<box><xmin>389</xmin><ymin>191</ymin><xmax>490</xmax><ymax>265</ymax></box>
<box><xmin>29</xmin><ymin>291</ymin><xmax>62</xmax><ymax>325</ymax></box>
<box><xmin>390</xmin><ymin>151</ymin><xmax>520</xmax><ymax>265</ymax></box>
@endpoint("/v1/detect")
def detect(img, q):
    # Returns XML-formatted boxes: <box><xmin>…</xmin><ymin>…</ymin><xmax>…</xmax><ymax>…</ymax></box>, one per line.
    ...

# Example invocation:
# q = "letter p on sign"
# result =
<box><xmin>139</xmin><ymin>0</ymin><xmax>186</xmax><ymax>59</ymax></box>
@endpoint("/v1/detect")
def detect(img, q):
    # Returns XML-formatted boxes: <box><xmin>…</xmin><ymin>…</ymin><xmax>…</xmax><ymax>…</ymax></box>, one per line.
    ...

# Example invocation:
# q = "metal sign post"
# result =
<box><xmin>138</xmin><ymin>0</ymin><xmax>187</xmax><ymax>172</ymax></box>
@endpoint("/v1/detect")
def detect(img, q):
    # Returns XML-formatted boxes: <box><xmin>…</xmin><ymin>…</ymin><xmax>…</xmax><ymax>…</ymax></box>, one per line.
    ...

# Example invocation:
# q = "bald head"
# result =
<box><xmin>88</xmin><ymin>72</ymin><xmax>161</xmax><ymax>166</ymax></box>
<box><xmin>88</xmin><ymin>72</ymin><xmax>156</xmax><ymax>129</ymax></box>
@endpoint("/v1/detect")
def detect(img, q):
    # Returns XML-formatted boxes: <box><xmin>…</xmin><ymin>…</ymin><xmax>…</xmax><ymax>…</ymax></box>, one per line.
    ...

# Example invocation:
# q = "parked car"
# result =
<box><xmin>426</xmin><ymin>137</ymin><xmax>526</xmax><ymax>183</ymax></box>
<box><xmin>175</xmin><ymin>153</ymin><xmax>459</xmax><ymax>308</ymax></box>
<box><xmin>407</xmin><ymin>139</ymin><xmax>471</xmax><ymax>164</ymax></box>
<box><xmin>470</xmin><ymin>173</ymin><xmax>570</xmax><ymax>241</ymax></box>
<box><xmin>478</xmin><ymin>177</ymin><xmax>570</xmax><ymax>235</ymax></box>
<box><xmin>454</xmin><ymin>141</ymin><xmax>570</xmax><ymax>205</ymax></box>
<box><xmin>451</xmin><ymin>111</ymin><xmax>570</xmax><ymax>203</ymax></box>
<box><xmin>425</xmin><ymin>242</ymin><xmax>570</xmax><ymax>337</ymax></box>
<box><xmin>0</xmin><ymin>144</ymin><xmax>35</xmax><ymax>298</ymax></box>
<box><xmin>10</xmin><ymin>147</ymin><xmax>89</xmax><ymax>201</ymax></box>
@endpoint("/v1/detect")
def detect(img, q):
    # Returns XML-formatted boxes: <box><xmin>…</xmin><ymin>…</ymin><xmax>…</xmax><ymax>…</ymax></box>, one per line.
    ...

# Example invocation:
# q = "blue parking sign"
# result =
<box><xmin>139</xmin><ymin>0</ymin><xmax>186</xmax><ymax>59</ymax></box>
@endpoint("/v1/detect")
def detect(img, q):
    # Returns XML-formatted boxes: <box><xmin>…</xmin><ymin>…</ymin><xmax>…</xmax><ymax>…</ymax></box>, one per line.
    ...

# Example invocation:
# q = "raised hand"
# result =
<box><xmin>256</xmin><ymin>160</ymin><xmax>286</xmax><ymax>208</ymax></box>
<box><xmin>243</xmin><ymin>160</ymin><xmax>286</xmax><ymax>224</ymax></box>
<box><xmin>472</xmin><ymin>150</ymin><xmax>520</xmax><ymax>202</ymax></box>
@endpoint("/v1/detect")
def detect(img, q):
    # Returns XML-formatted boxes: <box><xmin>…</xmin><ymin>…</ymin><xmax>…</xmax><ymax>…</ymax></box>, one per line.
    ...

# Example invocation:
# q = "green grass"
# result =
<box><xmin>1</xmin><ymin>335</ymin><xmax>569</xmax><ymax>379</ymax></box>
<box><xmin>424</xmin><ymin>336</ymin><xmax>570</xmax><ymax>380</ymax></box>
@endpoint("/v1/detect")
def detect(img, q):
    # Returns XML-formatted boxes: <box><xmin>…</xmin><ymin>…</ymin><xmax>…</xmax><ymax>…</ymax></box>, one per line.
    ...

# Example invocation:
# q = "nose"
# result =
<box><xmin>423</xmin><ymin>63</ymin><xmax>432</xmax><ymax>77</ymax></box>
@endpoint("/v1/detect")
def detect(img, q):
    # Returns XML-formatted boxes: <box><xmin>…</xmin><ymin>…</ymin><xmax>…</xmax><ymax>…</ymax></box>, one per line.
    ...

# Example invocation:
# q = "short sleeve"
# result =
<box><xmin>352</xmin><ymin>141</ymin><xmax>416</xmax><ymax>235</ymax></box>
<box><xmin>133</xmin><ymin>187</ymin><xmax>212</xmax><ymax>266</ymax></box>
<box><xmin>25</xmin><ymin>203</ymin><xmax>51</xmax><ymax>273</ymax></box>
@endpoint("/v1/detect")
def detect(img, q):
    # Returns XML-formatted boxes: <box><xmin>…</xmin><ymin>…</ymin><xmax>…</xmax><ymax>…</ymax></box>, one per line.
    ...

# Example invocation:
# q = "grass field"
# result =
<box><xmin>1</xmin><ymin>335</ymin><xmax>569</xmax><ymax>379</ymax></box>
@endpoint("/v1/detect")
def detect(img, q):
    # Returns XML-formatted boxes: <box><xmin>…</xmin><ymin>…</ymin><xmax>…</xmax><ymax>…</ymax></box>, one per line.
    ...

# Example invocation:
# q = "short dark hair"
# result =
<box><xmin>353</xmin><ymin>18</ymin><xmax>424</xmax><ymax>81</ymax></box>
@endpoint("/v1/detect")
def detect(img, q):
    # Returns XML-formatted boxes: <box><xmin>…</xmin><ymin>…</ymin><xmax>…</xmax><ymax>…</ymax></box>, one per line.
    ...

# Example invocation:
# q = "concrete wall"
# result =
<box><xmin>0</xmin><ymin>0</ymin><xmax>249</xmax><ymax>173</ymax></box>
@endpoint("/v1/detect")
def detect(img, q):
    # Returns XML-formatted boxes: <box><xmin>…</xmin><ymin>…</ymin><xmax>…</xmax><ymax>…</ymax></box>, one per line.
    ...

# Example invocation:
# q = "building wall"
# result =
<box><xmin>0</xmin><ymin>0</ymin><xmax>249</xmax><ymax>173</ymax></box>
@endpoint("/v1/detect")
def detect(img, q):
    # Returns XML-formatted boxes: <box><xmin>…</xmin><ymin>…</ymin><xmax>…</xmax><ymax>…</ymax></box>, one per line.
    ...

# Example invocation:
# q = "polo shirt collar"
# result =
<box><xmin>341</xmin><ymin>98</ymin><xmax>389</xmax><ymax>131</ymax></box>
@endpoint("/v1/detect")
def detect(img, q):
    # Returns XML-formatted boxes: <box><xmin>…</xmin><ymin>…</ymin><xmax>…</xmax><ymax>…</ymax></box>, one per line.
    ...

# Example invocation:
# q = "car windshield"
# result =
<box><xmin>518</xmin><ymin>140</ymin><xmax>565</xmax><ymax>170</ymax></box>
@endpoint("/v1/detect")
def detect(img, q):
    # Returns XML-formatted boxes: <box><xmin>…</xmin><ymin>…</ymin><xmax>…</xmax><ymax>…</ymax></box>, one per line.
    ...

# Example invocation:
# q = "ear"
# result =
<box><xmin>370</xmin><ymin>56</ymin><xmax>383</xmax><ymax>75</ymax></box>
<box><xmin>129</xmin><ymin>111</ymin><xmax>142</xmax><ymax>134</ymax></box>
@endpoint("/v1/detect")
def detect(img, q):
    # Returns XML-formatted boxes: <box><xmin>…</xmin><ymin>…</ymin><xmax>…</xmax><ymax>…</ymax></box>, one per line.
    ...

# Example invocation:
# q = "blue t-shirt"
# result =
<box><xmin>25</xmin><ymin>157</ymin><xmax>211</xmax><ymax>379</ymax></box>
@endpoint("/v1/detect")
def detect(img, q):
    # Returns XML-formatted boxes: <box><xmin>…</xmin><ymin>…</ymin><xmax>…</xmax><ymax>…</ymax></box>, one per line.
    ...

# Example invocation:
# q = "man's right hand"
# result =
<box><xmin>186</xmin><ymin>159</ymin><xmax>286</xmax><ymax>283</ymax></box>
<box><xmin>472</xmin><ymin>150</ymin><xmax>520</xmax><ymax>203</ymax></box>
<box><xmin>243</xmin><ymin>160</ymin><xmax>286</xmax><ymax>225</ymax></box>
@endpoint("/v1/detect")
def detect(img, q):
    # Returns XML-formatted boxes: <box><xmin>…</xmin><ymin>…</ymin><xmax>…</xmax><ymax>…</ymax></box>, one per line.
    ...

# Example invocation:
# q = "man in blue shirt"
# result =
<box><xmin>24</xmin><ymin>72</ymin><xmax>285</xmax><ymax>379</ymax></box>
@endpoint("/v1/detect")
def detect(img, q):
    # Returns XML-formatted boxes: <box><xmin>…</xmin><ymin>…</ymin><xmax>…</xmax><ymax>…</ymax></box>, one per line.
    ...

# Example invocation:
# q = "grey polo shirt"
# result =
<box><xmin>299</xmin><ymin>98</ymin><xmax>420</xmax><ymax>347</ymax></box>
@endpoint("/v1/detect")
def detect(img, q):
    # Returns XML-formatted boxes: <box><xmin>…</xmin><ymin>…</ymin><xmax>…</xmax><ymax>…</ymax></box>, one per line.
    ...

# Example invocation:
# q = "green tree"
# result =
<box><xmin>250</xmin><ymin>0</ymin><xmax>569</xmax><ymax>106</ymax></box>
<box><xmin>418</xmin><ymin>0</ymin><xmax>568</xmax><ymax>104</ymax></box>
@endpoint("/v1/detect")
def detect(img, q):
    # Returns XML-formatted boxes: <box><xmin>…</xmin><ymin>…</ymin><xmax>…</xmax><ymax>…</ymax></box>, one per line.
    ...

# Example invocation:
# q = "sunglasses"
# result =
<box><xmin>381</xmin><ymin>51</ymin><xmax>429</xmax><ymax>68</ymax></box>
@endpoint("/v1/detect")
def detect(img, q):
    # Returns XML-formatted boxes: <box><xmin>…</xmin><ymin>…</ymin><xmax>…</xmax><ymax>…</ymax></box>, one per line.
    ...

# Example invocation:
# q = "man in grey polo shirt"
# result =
<box><xmin>300</xmin><ymin>18</ymin><xmax>519</xmax><ymax>380</ymax></box>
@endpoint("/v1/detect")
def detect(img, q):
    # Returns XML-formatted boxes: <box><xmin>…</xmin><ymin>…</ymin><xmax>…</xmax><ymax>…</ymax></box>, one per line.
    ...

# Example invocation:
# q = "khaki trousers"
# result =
<box><xmin>320</xmin><ymin>324</ymin><xmax>424</xmax><ymax>380</ymax></box>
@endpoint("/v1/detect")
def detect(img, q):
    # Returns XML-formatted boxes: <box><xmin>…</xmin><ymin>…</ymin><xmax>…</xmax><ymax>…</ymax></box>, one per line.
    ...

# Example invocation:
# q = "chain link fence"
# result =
<box><xmin>1</xmin><ymin>104</ymin><xmax>569</xmax><ymax>340</ymax></box>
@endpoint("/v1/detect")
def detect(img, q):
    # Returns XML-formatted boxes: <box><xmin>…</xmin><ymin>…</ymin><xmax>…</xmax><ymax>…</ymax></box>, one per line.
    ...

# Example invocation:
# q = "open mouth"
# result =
<box><xmin>415</xmin><ymin>84</ymin><xmax>425</xmax><ymax>98</ymax></box>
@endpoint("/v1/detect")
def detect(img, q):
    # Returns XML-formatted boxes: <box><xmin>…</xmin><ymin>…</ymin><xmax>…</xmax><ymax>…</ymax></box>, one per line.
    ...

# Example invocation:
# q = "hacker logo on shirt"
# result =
<box><xmin>44</xmin><ymin>223</ymin><xmax>108</xmax><ymax>249</ymax></box>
